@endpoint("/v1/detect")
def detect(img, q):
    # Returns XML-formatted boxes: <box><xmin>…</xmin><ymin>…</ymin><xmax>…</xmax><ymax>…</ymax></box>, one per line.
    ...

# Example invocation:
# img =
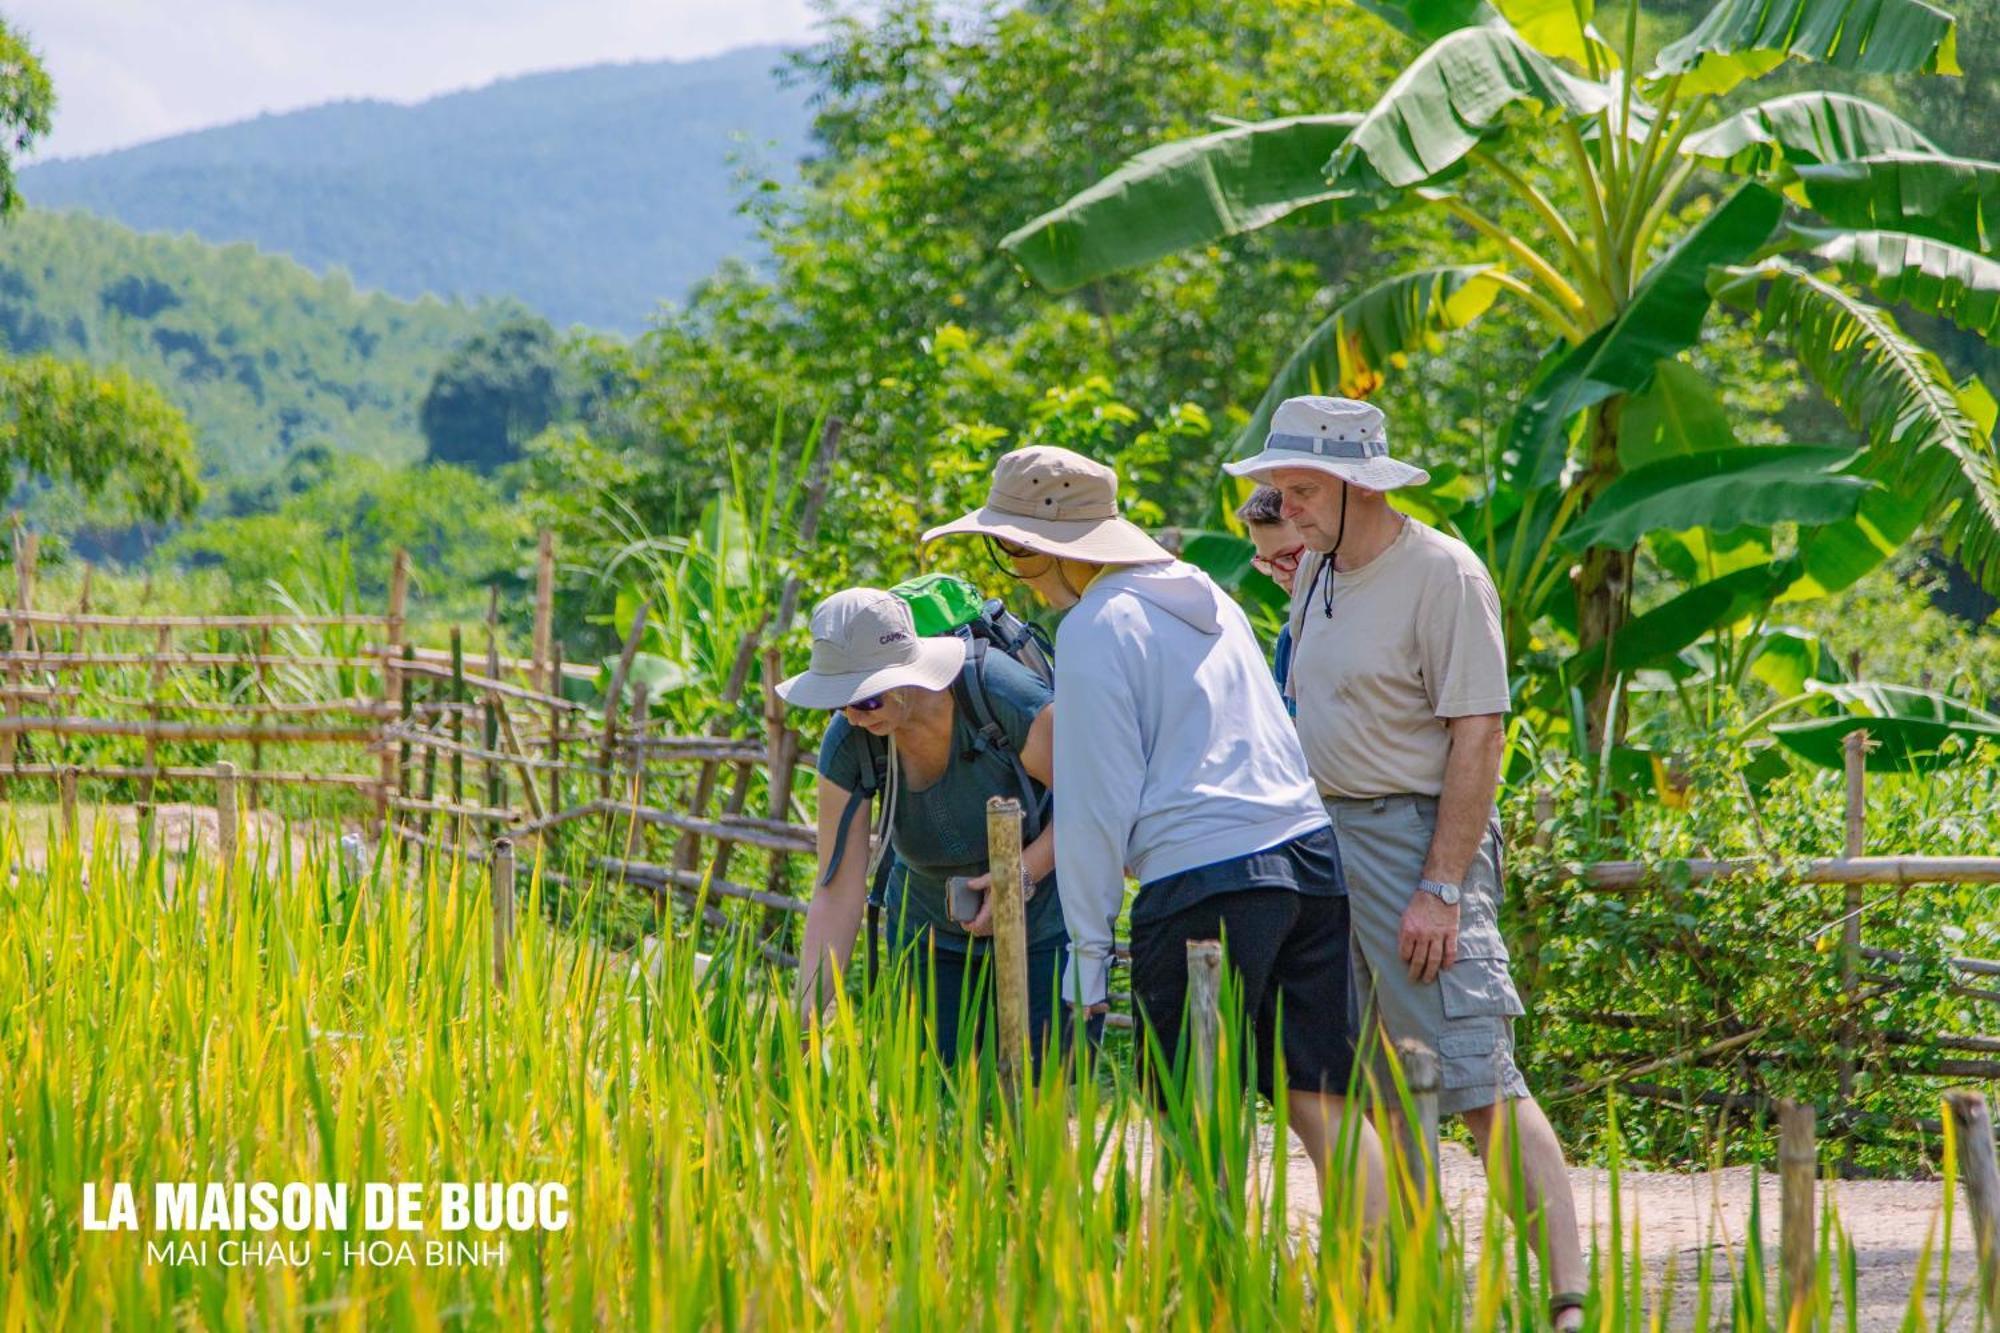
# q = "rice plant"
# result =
<box><xmin>0</xmin><ymin>814</ymin><xmax>1955</xmax><ymax>1329</ymax></box>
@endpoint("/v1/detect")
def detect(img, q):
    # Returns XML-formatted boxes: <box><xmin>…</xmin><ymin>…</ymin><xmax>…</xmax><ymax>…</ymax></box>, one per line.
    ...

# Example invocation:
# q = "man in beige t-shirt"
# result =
<box><xmin>1225</xmin><ymin>395</ymin><xmax>1584</xmax><ymax>1331</ymax></box>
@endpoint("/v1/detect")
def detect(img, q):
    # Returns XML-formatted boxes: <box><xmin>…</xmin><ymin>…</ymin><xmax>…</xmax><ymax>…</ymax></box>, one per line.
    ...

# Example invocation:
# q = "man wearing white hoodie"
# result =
<box><xmin>926</xmin><ymin>446</ymin><xmax>1384</xmax><ymax>1209</ymax></box>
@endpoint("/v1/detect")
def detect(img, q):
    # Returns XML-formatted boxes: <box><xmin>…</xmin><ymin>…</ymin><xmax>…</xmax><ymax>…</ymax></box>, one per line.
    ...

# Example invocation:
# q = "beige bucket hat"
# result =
<box><xmin>921</xmin><ymin>445</ymin><xmax>1173</xmax><ymax>564</ymax></box>
<box><xmin>775</xmin><ymin>588</ymin><xmax>964</xmax><ymax>710</ymax></box>
<box><xmin>1223</xmin><ymin>396</ymin><xmax>1429</xmax><ymax>490</ymax></box>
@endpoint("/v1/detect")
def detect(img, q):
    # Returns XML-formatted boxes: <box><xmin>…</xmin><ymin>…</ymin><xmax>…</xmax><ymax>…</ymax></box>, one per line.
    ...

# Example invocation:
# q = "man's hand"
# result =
<box><xmin>1399</xmin><ymin>890</ymin><xmax>1460</xmax><ymax>984</ymax></box>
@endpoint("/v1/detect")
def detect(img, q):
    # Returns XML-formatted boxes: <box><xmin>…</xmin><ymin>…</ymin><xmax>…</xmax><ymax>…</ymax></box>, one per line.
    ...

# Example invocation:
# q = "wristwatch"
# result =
<box><xmin>1416</xmin><ymin>877</ymin><xmax>1461</xmax><ymax>906</ymax></box>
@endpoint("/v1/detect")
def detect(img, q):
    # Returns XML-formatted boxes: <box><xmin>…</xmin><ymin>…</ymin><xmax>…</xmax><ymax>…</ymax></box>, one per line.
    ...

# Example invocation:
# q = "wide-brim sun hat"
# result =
<box><xmin>921</xmin><ymin>445</ymin><xmax>1173</xmax><ymax>564</ymax></box>
<box><xmin>1222</xmin><ymin>395</ymin><xmax>1430</xmax><ymax>491</ymax></box>
<box><xmin>775</xmin><ymin>588</ymin><xmax>965</xmax><ymax>710</ymax></box>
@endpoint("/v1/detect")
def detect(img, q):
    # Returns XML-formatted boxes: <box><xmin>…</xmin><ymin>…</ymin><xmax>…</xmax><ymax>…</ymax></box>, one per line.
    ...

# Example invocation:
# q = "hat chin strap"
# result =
<box><xmin>1311</xmin><ymin>482</ymin><xmax>1349</xmax><ymax>620</ymax></box>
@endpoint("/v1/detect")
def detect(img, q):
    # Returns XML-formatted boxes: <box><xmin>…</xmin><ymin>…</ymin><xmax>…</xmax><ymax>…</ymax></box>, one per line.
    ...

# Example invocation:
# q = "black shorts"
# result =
<box><xmin>1128</xmin><ymin>887</ymin><xmax>1355</xmax><ymax>1102</ymax></box>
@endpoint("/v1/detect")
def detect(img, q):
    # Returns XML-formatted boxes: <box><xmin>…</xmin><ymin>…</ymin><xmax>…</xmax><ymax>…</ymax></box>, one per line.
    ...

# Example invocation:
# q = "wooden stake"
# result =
<box><xmin>215</xmin><ymin>761</ymin><xmax>239</xmax><ymax>881</ymax></box>
<box><xmin>140</xmin><ymin>624</ymin><xmax>170</xmax><ymax>810</ymax></box>
<box><xmin>1948</xmin><ymin>1089</ymin><xmax>2000</xmax><ymax>1327</ymax></box>
<box><xmin>596</xmin><ymin>599</ymin><xmax>651</xmax><ymax>801</ymax></box>
<box><xmin>986</xmin><ymin>796</ymin><xmax>1030</xmax><ymax>1096</ymax></box>
<box><xmin>531</xmin><ymin>529</ymin><xmax>554</xmax><ymax>696</ymax></box>
<box><xmin>378</xmin><ymin>549</ymin><xmax>410</xmax><ymax>833</ymax></box>
<box><xmin>546</xmin><ymin>640</ymin><xmax>564</xmax><ymax>826</ymax></box>
<box><xmin>1396</xmin><ymin>1038</ymin><xmax>1442</xmax><ymax>1199</ymax></box>
<box><xmin>492</xmin><ymin>837</ymin><xmax>516</xmax><ymax>992</ymax></box>
<box><xmin>59</xmin><ymin>764</ymin><xmax>77</xmax><ymax>842</ymax></box>
<box><xmin>1838</xmin><ymin>728</ymin><xmax>1867</xmax><ymax>1168</ymax></box>
<box><xmin>1778</xmin><ymin>1099</ymin><xmax>1817</xmax><ymax>1325</ymax></box>
<box><xmin>1</xmin><ymin>527</ymin><xmax>33</xmax><ymax>774</ymax></box>
<box><xmin>760</xmin><ymin>644</ymin><xmax>803</xmax><ymax>924</ymax></box>
<box><xmin>674</xmin><ymin>625</ymin><xmax>765</xmax><ymax>876</ymax></box>
<box><xmin>1187</xmin><ymin>939</ymin><xmax>1224</xmax><ymax>1109</ymax></box>
<box><xmin>249</xmin><ymin>626</ymin><xmax>270</xmax><ymax>811</ymax></box>
<box><xmin>485</xmin><ymin>586</ymin><xmax>503</xmax><ymax>813</ymax></box>
<box><xmin>449</xmin><ymin>627</ymin><xmax>466</xmax><ymax>813</ymax></box>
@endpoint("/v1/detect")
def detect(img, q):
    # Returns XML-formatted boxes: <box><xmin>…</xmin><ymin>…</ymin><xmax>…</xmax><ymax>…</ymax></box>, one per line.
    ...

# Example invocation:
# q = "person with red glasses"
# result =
<box><xmin>777</xmin><ymin>588</ymin><xmax>1069</xmax><ymax>1068</ymax></box>
<box><xmin>1236</xmin><ymin>484</ymin><xmax>1306</xmax><ymax>708</ymax></box>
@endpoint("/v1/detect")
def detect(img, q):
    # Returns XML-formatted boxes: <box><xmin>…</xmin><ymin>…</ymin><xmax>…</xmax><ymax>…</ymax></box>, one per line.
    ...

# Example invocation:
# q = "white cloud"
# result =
<box><xmin>8</xmin><ymin>0</ymin><xmax>823</xmax><ymax>161</ymax></box>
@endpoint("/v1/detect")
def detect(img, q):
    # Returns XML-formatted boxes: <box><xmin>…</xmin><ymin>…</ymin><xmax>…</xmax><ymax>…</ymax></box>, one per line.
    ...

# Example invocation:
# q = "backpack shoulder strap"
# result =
<box><xmin>952</xmin><ymin>637</ymin><xmax>1048</xmax><ymax>843</ymax></box>
<box><xmin>821</xmin><ymin>729</ymin><xmax>890</xmax><ymax>888</ymax></box>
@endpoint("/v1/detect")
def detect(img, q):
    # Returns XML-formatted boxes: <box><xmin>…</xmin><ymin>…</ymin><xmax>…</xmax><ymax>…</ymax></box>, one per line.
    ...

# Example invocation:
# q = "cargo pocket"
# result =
<box><xmin>1438</xmin><ymin>930</ymin><xmax>1525</xmax><ymax>1023</ymax></box>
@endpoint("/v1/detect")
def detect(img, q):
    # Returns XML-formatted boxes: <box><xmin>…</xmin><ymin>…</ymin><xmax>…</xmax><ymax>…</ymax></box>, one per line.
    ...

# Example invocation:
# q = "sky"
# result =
<box><xmin>6</xmin><ymin>0</ymin><xmax>824</xmax><ymax>162</ymax></box>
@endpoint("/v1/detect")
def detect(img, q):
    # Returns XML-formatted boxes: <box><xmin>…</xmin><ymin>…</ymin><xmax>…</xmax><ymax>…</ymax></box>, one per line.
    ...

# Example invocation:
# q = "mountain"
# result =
<box><xmin>0</xmin><ymin>207</ymin><xmax>504</xmax><ymax>483</ymax></box>
<box><xmin>19</xmin><ymin>46</ymin><xmax>813</xmax><ymax>332</ymax></box>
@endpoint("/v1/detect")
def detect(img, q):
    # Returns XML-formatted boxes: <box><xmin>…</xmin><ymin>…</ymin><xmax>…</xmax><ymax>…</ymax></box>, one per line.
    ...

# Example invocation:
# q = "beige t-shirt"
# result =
<box><xmin>1287</xmin><ymin>518</ymin><xmax>1510</xmax><ymax>798</ymax></box>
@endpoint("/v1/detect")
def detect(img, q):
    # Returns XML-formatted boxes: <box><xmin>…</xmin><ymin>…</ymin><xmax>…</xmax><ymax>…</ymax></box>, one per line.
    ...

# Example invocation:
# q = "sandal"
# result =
<box><xmin>1550</xmin><ymin>1292</ymin><xmax>1586</xmax><ymax>1328</ymax></box>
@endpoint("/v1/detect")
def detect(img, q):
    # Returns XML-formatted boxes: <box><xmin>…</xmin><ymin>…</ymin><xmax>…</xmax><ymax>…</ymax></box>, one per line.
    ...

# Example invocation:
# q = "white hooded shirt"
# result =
<box><xmin>1051</xmin><ymin>560</ymin><xmax>1328</xmax><ymax>1007</ymax></box>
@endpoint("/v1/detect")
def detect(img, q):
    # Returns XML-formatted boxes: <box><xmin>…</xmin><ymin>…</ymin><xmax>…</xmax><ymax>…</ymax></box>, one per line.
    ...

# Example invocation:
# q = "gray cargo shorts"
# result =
<box><xmin>1325</xmin><ymin>793</ymin><xmax>1530</xmax><ymax>1117</ymax></box>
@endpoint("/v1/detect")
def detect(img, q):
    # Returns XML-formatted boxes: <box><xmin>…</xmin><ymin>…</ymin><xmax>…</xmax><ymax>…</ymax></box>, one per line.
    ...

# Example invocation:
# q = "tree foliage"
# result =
<box><xmin>0</xmin><ymin>355</ymin><xmax>200</xmax><ymax>521</ymax></box>
<box><xmin>0</xmin><ymin>19</ymin><xmax>52</xmax><ymax>217</ymax></box>
<box><xmin>420</xmin><ymin>315</ymin><xmax>571</xmax><ymax>472</ymax></box>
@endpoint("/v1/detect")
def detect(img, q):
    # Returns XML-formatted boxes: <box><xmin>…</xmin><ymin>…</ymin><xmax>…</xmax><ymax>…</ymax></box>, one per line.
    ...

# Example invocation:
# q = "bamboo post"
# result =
<box><xmin>484</xmin><ymin>586</ymin><xmax>503</xmax><ymax>814</ymax></box>
<box><xmin>760</xmin><ymin>644</ymin><xmax>803</xmax><ymax>923</ymax></box>
<box><xmin>1838</xmin><ymin>728</ymin><xmax>1867</xmax><ymax>1164</ymax></box>
<box><xmin>531</xmin><ymin>530</ymin><xmax>554</xmax><ymax>696</ymax></box>
<box><xmin>140</xmin><ymin>624</ymin><xmax>170</xmax><ymax>810</ymax></box>
<box><xmin>215</xmin><ymin>761</ymin><xmax>239</xmax><ymax>882</ymax></box>
<box><xmin>1396</xmin><ymin>1038</ymin><xmax>1442</xmax><ymax>1200</ymax></box>
<box><xmin>1521</xmin><ymin>786</ymin><xmax>1555</xmax><ymax>1018</ymax></box>
<box><xmin>492</xmin><ymin>837</ymin><xmax>516</xmax><ymax>992</ymax></box>
<box><xmin>378</xmin><ymin>550</ymin><xmax>409</xmax><ymax>832</ymax></box>
<box><xmin>449</xmin><ymin>628</ymin><xmax>466</xmax><ymax>813</ymax></box>
<box><xmin>1778</xmin><ymin>1099</ymin><xmax>1817</xmax><ymax>1324</ymax></box>
<box><xmin>622</xmin><ymin>682</ymin><xmax>649</xmax><ymax>860</ymax></box>
<box><xmin>397</xmin><ymin>646</ymin><xmax>415</xmax><ymax>797</ymax></box>
<box><xmin>673</xmin><ymin>626</ymin><xmax>765</xmax><ymax>876</ymax></box>
<box><xmin>545</xmin><ymin>641</ymin><xmax>564</xmax><ymax>824</ymax></box>
<box><xmin>1</xmin><ymin>528</ymin><xmax>34</xmax><ymax>775</ymax></box>
<box><xmin>58</xmin><ymin>764</ymin><xmax>77</xmax><ymax>842</ymax></box>
<box><xmin>249</xmin><ymin>626</ymin><xmax>270</xmax><ymax>811</ymax></box>
<box><xmin>987</xmin><ymin>796</ymin><xmax>1030</xmax><ymax>1096</ymax></box>
<box><xmin>1187</xmin><ymin>939</ymin><xmax>1224</xmax><ymax>1109</ymax></box>
<box><xmin>596</xmin><ymin>599</ymin><xmax>651</xmax><ymax>801</ymax></box>
<box><xmin>1948</xmin><ymin>1090</ymin><xmax>2000</xmax><ymax>1327</ymax></box>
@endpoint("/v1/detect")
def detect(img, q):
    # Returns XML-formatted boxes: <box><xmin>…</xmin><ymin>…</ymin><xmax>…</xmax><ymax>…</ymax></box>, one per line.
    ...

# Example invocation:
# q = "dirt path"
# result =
<box><xmin>1276</xmin><ymin>1132</ymin><xmax>1980</xmax><ymax>1329</ymax></box>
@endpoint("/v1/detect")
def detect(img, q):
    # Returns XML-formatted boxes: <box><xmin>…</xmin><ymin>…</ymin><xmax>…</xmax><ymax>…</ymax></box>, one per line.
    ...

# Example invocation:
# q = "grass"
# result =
<box><xmin>0</xmin><ymin>813</ymin><xmax>1972</xmax><ymax>1330</ymax></box>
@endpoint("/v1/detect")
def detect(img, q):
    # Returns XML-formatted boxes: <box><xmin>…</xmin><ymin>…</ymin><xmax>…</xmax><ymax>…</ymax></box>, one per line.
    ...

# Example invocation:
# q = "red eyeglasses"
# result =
<box><xmin>1250</xmin><ymin>544</ymin><xmax>1305</xmax><ymax>577</ymax></box>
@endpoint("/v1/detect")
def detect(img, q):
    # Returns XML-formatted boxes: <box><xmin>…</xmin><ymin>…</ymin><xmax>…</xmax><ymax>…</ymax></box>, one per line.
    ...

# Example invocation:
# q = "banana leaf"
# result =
<box><xmin>1000</xmin><ymin>115</ymin><xmax>1365</xmax><ymax>293</ymax></box>
<box><xmin>1681</xmin><ymin>92</ymin><xmax>1936</xmax><ymax>174</ymax></box>
<box><xmin>1232</xmin><ymin>265</ymin><xmax>1507</xmax><ymax>454</ymax></box>
<box><xmin>1561</xmin><ymin>444</ymin><xmax>1873</xmax><ymax>551</ymax></box>
<box><xmin>1713</xmin><ymin>259</ymin><xmax>2000</xmax><ymax>591</ymax></box>
<box><xmin>1649</xmin><ymin>0</ymin><xmax>1959</xmax><ymax>97</ymax></box>
<box><xmin>1798</xmin><ymin>228</ymin><xmax>2000</xmax><ymax>339</ymax></box>
<box><xmin>1328</xmin><ymin>23</ymin><xmax>1612</xmax><ymax>195</ymax></box>
<box><xmin>1794</xmin><ymin>151</ymin><xmax>2000</xmax><ymax>248</ymax></box>
<box><xmin>1771</xmin><ymin>715</ymin><xmax>2000</xmax><ymax>771</ymax></box>
<box><xmin>1564</xmin><ymin>557</ymin><xmax>1802</xmax><ymax>684</ymax></box>
<box><xmin>1617</xmin><ymin>361</ymin><xmax>1740</xmax><ymax>468</ymax></box>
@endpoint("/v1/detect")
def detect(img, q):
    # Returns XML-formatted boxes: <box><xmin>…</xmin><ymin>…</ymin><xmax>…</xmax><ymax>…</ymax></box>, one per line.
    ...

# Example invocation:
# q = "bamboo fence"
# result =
<box><xmin>5</xmin><ymin>465</ymin><xmax>1997</xmax><ymax>1111</ymax></box>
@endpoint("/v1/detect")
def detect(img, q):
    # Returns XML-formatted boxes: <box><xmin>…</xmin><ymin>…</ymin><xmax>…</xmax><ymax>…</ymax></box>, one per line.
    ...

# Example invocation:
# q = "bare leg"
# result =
<box><xmin>1287</xmin><ymin>1090</ymin><xmax>1386</xmax><ymax>1230</ymax></box>
<box><xmin>1461</xmin><ymin>1096</ymin><xmax>1585</xmax><ymax>1330</ymax></box>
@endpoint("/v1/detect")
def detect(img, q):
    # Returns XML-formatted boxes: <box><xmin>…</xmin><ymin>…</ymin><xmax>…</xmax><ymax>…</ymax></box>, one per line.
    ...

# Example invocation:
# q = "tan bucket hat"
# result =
<box><xmin>775</xmin><ymin>588</ymin><xmax>964</xmax><ymax>710</ymax></box>
<box><xmin>921</xmin><ymin>445</ymin><xmax>1172</xmax><ymax>564</ymax></box>
<box><xmin>1223</xmin><ymin>396</ymin><xmax>1429</xmax><ymax>490</ymax></box>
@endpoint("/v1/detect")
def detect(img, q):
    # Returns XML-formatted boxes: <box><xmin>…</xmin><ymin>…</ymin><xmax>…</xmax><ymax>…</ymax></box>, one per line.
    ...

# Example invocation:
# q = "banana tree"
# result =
<box><xmin>999</xmin><ymin>0</ymin><xmax>2000</xmax><ymax>740</ymax></box>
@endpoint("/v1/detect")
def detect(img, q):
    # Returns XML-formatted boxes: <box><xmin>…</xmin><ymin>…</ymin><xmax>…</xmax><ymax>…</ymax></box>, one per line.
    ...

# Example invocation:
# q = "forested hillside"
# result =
<box><xmin>0</xmin><ymin>207</ymin><xmax>506</xmax><ymax>489</ymax></box>
<box><xmin>19</xmin><ymin>46</ymin><xmax>811</xmax><ymax>331</ymax></box>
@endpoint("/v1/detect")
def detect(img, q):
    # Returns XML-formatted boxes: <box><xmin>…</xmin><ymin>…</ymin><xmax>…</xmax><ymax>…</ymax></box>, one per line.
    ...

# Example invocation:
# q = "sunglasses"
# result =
<box><xmin>842</xmin><ymin>694</ymin><xmax>886</xmax><ymax>713</ymax></box>
<box><xmin>983</xmin><ymin>536</ymin><xmax>1049</xmax><ymax>579</ymax></box>
<box><xmin>1250</xmin><ymin>544</ymin><xmax>1305</xmax><ymax>576</ymax></box>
